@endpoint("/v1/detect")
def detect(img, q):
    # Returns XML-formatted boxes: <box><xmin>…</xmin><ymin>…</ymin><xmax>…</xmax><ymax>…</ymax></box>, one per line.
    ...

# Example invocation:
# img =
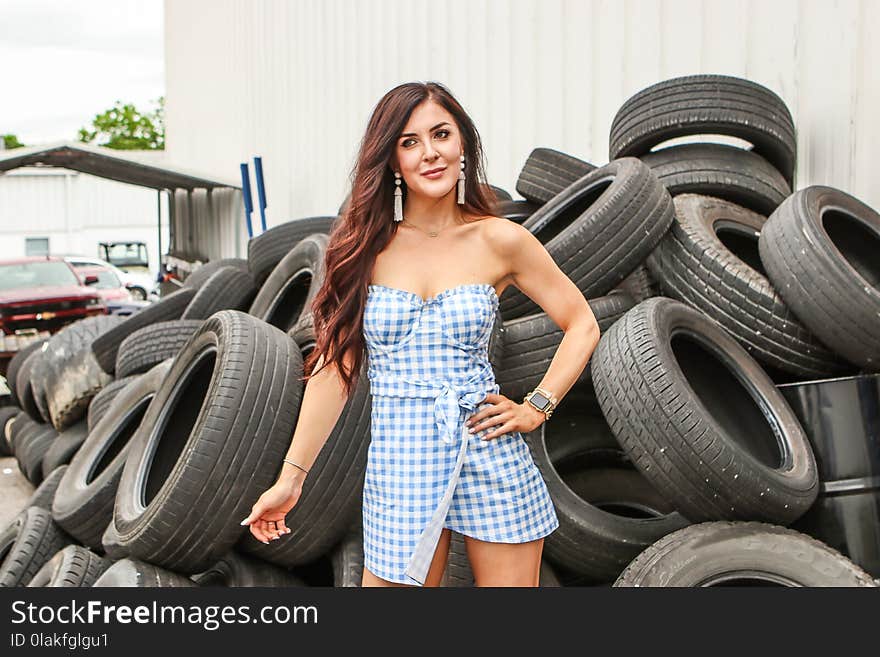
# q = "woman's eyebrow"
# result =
<box><xmin>400</xmin><ymin>122</ymin><xmax>451</xmax><ymax>138</ymax></box>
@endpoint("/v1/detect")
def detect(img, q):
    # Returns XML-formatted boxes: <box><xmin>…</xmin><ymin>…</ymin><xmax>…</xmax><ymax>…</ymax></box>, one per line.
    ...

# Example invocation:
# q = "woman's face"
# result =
<box><xmin>393</xmin><ymin>100</ymin><xmax>464</xmax><ymax>201</ymax></box>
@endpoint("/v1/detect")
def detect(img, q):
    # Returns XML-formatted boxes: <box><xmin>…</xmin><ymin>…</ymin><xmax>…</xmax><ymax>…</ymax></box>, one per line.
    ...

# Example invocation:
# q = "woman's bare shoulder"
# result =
<box><xmin>477</xmin><ymin>214</ymin><xmax>526</xmax><ymax>248</ymax></box>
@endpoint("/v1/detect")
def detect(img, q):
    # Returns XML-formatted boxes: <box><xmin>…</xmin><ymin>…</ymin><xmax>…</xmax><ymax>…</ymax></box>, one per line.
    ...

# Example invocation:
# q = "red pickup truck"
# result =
<box><xmin>0</xmin><ymin>256</ymin><xmax>108</xmax><ymax>335</ymax></box>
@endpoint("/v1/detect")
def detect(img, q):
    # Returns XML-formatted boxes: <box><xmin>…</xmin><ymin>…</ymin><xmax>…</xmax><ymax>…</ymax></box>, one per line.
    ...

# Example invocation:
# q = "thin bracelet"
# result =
<box><xmin>282</xmin><ymin>458</ymin><xmax>309</xmax><ymax>475</ymax></box>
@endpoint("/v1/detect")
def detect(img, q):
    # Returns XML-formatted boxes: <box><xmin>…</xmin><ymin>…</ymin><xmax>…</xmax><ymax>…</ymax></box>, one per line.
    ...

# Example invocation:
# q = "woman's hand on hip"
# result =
<box><xmin>465</xmin><ymin>393</ymin><xmax>546</xmax><ymax>441</ymax></box>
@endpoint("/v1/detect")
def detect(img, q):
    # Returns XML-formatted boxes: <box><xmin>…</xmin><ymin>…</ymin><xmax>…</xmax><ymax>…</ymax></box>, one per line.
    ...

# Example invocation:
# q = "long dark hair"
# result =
<box><xmin>301</xmin><ymin>81</ymin><xmax>498</xmax><ymax>397</ymax></box>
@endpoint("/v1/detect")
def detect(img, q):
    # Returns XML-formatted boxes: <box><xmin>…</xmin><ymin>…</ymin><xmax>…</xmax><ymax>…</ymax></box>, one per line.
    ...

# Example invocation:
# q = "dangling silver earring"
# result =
<box><xmin>457</xmin><ymin>154</ymin><xmax>466</xmax><ymax>204</ymax></box>
<box><xmin>393</xmin><ymin>171</ymin><xmax>404</xmax><ymax>222</ymax></box>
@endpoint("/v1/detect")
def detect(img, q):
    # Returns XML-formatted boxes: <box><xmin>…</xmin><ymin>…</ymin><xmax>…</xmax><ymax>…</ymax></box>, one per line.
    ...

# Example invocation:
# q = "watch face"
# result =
<box><xmin>530</xmin><ymin>391</ymin><xmax>550</xmax><ymax>410</ymax></box>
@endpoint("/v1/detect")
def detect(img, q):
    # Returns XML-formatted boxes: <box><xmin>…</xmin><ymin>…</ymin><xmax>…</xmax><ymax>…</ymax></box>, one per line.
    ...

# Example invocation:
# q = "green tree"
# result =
<box><xmin>78</xmin><ymin>96</ymin><xmax>165</xmax><ymax>150</ymax></box>
<box><xmin>2</xmin><ymin>134</ymin><xmax>25</xmax><ymax>149</ymax></box>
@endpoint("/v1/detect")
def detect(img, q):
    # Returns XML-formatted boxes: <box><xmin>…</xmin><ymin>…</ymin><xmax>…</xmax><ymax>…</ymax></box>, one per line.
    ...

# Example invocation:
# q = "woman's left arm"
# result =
<box><xmin>468</xmin><ymin>220</ymin><xmax>602</xmax><ymax>440</ymax></box>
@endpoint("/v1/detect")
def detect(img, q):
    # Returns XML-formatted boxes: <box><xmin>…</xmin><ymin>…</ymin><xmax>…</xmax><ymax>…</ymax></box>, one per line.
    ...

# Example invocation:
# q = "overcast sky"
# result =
<box><xmin>0</xmin><ymin>0</ymin><xmax>164</xmax><ymax>145</ymax></box>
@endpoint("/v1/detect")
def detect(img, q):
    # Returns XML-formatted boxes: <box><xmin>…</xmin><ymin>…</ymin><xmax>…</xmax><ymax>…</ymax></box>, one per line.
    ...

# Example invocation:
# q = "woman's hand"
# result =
<box><xmin>239</xmin><ymin>472</ymin><xmax>305</xmax><ymax>544</ymax></box>
<box><xmin>465</xmin><ymin>393</ymin><xmax>547</xmax><ymax>440</ymax></box>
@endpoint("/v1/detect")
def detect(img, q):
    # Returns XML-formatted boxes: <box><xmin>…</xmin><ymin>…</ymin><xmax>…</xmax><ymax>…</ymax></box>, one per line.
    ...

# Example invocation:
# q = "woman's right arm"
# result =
<box><xmin>240</xmin><ymin>350</ymin><xmax>354</xmax><ymax>543</ymax></box>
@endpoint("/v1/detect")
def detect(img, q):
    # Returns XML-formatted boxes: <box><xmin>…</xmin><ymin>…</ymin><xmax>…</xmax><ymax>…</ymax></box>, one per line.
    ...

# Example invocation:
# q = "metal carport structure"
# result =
<box><xmin>0</xmin><ymin>141</ymin><xmax>242</xmax><ymax>275</ymax></box>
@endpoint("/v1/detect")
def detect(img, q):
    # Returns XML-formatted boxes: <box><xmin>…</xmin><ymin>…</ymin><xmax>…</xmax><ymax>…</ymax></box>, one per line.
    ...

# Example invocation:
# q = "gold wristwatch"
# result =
<box><xmin>523</xmin><ymin>386</ymin><xmax>558</xmax><ymax>420</ymax></box>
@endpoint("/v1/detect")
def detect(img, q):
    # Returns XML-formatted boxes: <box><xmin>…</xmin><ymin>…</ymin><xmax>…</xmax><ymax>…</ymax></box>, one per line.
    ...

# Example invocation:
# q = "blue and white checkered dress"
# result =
<box><xmin>362</xmin><ymin>282</ymin><xmax>559</xmax><ymax>585</ymax></box>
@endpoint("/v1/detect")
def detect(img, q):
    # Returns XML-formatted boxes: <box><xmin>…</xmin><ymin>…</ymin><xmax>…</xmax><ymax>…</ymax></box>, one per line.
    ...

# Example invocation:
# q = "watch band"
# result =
<box><xmin>523</xmin><ymin>386</ymin><xmax>558</xmax><ymax>419</ymax></box>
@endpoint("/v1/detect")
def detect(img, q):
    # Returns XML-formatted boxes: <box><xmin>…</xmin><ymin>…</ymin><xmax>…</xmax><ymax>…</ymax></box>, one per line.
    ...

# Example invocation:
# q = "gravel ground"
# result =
<box><xmin>0</xmin><ymin>456</ymin><xmax>33</xmax><ymax>529</ymax></box>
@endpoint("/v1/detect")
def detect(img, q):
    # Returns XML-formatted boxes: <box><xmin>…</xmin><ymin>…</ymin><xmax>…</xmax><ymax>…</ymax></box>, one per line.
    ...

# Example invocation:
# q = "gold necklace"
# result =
<box><xmin>401</xmin><ymin>218</ymin><xmax>460</xmax><ymax>238</ymax></box>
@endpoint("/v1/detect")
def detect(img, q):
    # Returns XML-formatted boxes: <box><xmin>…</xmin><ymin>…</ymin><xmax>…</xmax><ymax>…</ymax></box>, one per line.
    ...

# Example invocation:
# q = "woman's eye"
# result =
<box><xmin>402</xmin><ymin>130</ymin><xmax>450</xmax><ymax>147</ymax></box>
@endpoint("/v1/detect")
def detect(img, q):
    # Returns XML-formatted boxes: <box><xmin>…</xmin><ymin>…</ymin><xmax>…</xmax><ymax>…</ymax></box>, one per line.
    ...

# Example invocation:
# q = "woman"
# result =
<box><xmin>241</xmin><ymin>81</ymin><xmax>600</xmax><ymax>587</ymax></box>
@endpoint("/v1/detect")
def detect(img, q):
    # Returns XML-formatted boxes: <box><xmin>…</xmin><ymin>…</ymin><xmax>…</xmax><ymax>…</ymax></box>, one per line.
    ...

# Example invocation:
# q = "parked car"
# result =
<box><xmin>71</xmin><ymin>265</ymin><xmax>153</xmax><ymax>316</ymax></box>
<box><xmin>64</xmin><ymin>255</ymin><xmax>158</xmax><ymax>302</ymax></box>
<box><xmin>72</xmin><ymin>265</ymin><xmax>132</xmax><ymax>304</ymax></box>
<box><xmin>0</xmin><ymin>256</ymin><xmax>107</xmax><ymax>335</ymax></box>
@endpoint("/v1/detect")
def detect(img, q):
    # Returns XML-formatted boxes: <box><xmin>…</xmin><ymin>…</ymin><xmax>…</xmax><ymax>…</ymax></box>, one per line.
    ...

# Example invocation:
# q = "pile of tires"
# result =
<box><xmin>0</xmin><ymin>239</ymin><xmax>372</xmax><ymax>586</ymax></box>
<box><xmin>508</xmin><ymin>74</ymin><xmax>878</xmax><ymax>586</ymax></box>
<box><xmin>2</xmin><ymin>73</ymin><xmax>877</xmax><ymax>588</ymax></box>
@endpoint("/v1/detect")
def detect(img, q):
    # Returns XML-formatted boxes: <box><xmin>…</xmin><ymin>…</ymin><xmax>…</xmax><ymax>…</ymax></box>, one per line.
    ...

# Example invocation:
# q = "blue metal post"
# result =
<box><xmin>240</xmin><ymin>162</ymin><xmax>254</xmax><ymax>239</ymax></box>
<box><xmin>254</xmin><ymin>156</ymin><xmax>268</xmax><ymax>233</ymax></box>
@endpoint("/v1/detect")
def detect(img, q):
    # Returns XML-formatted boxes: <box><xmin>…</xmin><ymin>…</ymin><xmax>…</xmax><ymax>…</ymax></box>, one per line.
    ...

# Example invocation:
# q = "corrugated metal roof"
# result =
<box><xmin>0</xmin><ymin>142</ymin><xmax>239</xmax><ymax>191</ymax></box>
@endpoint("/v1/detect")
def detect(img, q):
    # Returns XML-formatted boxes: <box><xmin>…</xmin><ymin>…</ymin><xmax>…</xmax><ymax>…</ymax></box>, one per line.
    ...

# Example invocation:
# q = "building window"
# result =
<box><xmin>25</xmin><ymin>237</ymin><xmax>50</xmax><ymax>256</ymax></box>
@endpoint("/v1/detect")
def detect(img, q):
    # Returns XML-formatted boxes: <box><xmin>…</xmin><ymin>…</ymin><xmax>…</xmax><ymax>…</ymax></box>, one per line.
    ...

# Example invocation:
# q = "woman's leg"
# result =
<box><xmin>361</xmin><ymin>528</ymin><xmax>452</xmax><ymax>587</ymax></box>
<box><xmin>464</xmin><ymin>535</ymin><xmax>544</xmax><ymax>586</ymax></box>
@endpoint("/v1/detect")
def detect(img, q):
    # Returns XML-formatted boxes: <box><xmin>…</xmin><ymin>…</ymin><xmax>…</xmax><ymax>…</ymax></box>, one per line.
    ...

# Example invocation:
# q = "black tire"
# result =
<box><xmin>8</xmin><ymin>413</ymin><xmax>37</xmax><ymax>458</ymax></box>
<box><xmin>488</xmin><ymin>184</ymin><xmax>512</xmax><ymax>201</ymax></box>
<box><xmin>609</xmin><ymin>74</ymin><xmax>797</xmax><ymax>186</ymax></box>
<box><xmin>26</xmin><ymin>544</ymin><xmax>112</xmax><ymax>587</ymax></box>
<box><xmin>191</xmin><ymin>551</ymin><xmax>307</xmax><ymax>587</ymax></box>
<box><xmin>496</xmin><ymin>293</ymin><xmax>634</xmax><ymax>401</ymax></box>
<box><xmin>127</xmin><ymin>286</ymin><xmax>147</xmax><ymax>301</ymax></box>
<box><xmin>11</xmin><ymin>415</ymin><xmax>36</xmax><ymax>460</ymax></box>
<box><xmin>249</xmin><ymin>233</ymin><xmax>328</xmax><ymax>333</ymax></box>
<box><xmin>115</xmin><ymin>321</ymin><xmax>203</xmax><ymax>378</ymax></box>
<box><xmin>640</xmin><ymin>143</ymin><xmax>791</xmax><ymax>215</ymax></box>
<box><xmin>41</xmin><ymin>421</ymin><xmax>88</xmax><ymax>479</ymax></box>
<box><xmin>330</xmin><ymin>523</ymin><xmax>364</xmax><ymax>588</ymax></box>
<box><xmin>592</xmin><ymin>297</ymin><xmax>818</xmax><ymax>524</ymax></box>
<box><xmin>46</xmin><ymin>348</ymin><xmax>115</xmax><ymax>432</ymax></box>
<box><xmin>35</xmin><ymin>315</ymin><xmax>124</xmax><ymax>428</ymax></box>
<box><xmin>16</xmin><ymin>423</ymin><xmax>57</xmax><ymax>485</ymax></box>
<box><xmin>235</xmin><ymin>317</ymin><xmax>372</xmax><ymax>568</ymax></box>
<box><xmin>500</xmin><ymin>158</ymin><xmax>674</xmax><ymax>320</ymax></box>
<box><xmin>0</xmin><ymin>506</ymin><xmax>73</xmax><ymax>587</ymax></box>
<box><xmin>758</xmin><ymin>186</ymin><xmax>880</xmax><ymax>370</ymax></box>
<box><xmin>613</xmin><ymin>265</ymin><xmax>659</xmax><ymax>302</ymax></box>
<box><xmin>87</xmin><ymin>375</ymin><xmax>140</xmax><ymax>432</ymax></box>
<box><xmin>28</xmin><ymin>345</ymin><xmax>53</xmax><ymax>423</ymax></box>
<box><xmin>25</xmin><ymin>465</ymin><xmax>67</xmax><ymax>512</ymax></box>
<box><xmin>180</xmin><ymin>267</ymin><xmax>257</xmax><ymax>320</ymax></box>
<box><xmin>516</xmin><ymin>147</ymin><xmax>597</xmax><ymax>204</ymax></box>
<box><xmin>0</xmin><ymin>407</ymin><xmax>20</xmax><ymax>457</ymax></box>
<box><xmin>91</xmin><ymin>287</ymin><xmax>197</xmax><ymax>374</ymax></box>
<box><xmin>5</xmin><ymin>338</ymin><xmax>48</xmax><ymax>404</ymax></box>
<box><xmin>494</xmin><ymin>199</ymin><xmax>543</xmax><ymax>224</ymax></box>
<box><xmin>100</xmin><ymin>514</ymin><xmax>128</xmax><ymax>560</ymax></box>
<box><xmin>614</xmin><ymin>521</ymin><xmax>877</xmax><ymax>587</ymax></box>
<box><xmin>91</xmin><ymin>558</ymin><xmax>195</xmax><ymax>587</ymax></box>
<box><xmin>16</xmin><ymin>349</ymin><xmax>44</xmax><ymax>421</ymax></box>
<box><xmin>530</xmin><ymin>384</ymin><xmax>690</xmax><ymax>581</ymax></box>
<box><xmin>646</xmin><ymin>194</ymin><xmax>848</xmax><ymax>378</ymax></box>
<box><xmin>52</xmin><ymin>360</ymin><xmax>172</xmax><ymax>550</ymax></box>
<box><xmin>182</xmin><ymin>258</ymin><xmax>249</xmax><ymax>290</ymax></box>
<box><xmin>2</xmin><ymin>410</ymin><xmax>20</xmax><ymax>456</ymax></box>
<box><xmin>113</xmin><ymin>311</ymin><xmax>304</xmax><ymax>573</ymax></box>
<box><xmin>247</xmin><ymin>216</ymin><xmax>338</xmax><ymax>286</ymax></box>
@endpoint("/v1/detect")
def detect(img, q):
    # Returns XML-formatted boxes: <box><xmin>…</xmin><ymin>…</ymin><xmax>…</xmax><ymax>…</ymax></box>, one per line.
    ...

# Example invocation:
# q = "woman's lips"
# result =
<box><xmin>421</xmin><ymin>167</ymin><xmax>446</xmax><ymax>179</ymax></box>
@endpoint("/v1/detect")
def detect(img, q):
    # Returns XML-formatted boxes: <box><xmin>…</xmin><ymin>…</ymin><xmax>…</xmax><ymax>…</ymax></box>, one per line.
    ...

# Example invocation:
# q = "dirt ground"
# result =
<box><xmin>0</xmin><ymin>455</ymin><xmax>34</xmax><ymax>528</ymax></box>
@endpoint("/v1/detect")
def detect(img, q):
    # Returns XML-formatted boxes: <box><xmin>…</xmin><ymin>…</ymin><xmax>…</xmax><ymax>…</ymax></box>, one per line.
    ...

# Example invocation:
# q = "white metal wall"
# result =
<box><xmin>0</xmin><ymin>168</ymin><xmax>170</xmax><ymax>279</ymax></box>
<box><xmin>164</xmin><ymin>0</ymin><xmax>880</xmax><ymax>252</ymax></box>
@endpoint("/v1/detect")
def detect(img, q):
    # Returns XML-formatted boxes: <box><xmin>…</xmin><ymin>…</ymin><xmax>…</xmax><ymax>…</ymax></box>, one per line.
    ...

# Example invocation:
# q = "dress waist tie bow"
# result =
<box><xmin>370</xmin><ymin>374</ymin><xmax>492</xmax><ymax>585</ymax></box>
